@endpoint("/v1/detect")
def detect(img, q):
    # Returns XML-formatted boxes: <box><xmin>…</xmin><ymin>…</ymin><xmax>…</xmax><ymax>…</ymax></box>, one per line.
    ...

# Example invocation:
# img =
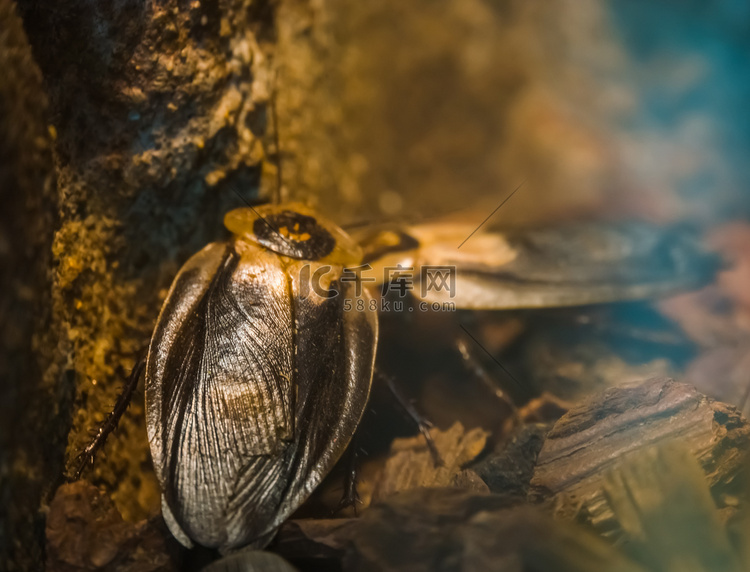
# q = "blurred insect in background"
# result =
<box><xmin>74</xmin><ymin>178</ymin><xmax>717</xmax><ymax>557</ymax></box>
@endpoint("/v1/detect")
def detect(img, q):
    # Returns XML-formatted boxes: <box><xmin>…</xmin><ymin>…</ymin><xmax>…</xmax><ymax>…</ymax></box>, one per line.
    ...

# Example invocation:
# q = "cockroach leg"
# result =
<box><xmin>455</xmin><ymin>336</ymin><xmax>520</xmax><ymax>428</ymax></box>
<box><xmin>72</xmin><ymin>355</ymin><xmax>147</xmax><ymax>480</ymax></box>
<box><xmin>380</xmin><ymin>372</ymin><xmax>444</xmax><ymax>467</ymax></box>
<box><xmin>335</xmin><ymin>440</ymin><xmax>362</xmax><ymax>516</ymax></box>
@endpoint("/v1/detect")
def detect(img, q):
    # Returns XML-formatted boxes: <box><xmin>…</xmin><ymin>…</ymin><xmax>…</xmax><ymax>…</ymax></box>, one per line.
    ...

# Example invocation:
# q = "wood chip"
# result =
<box><xmin>530</xmin><ymin>377</ymin><xmax>750</xmax><ymax>531</ymax></box>
<box><xmin>371</xmin><ymin>422</ymin><xmax>490</xmax><ymax>502</ymax></box>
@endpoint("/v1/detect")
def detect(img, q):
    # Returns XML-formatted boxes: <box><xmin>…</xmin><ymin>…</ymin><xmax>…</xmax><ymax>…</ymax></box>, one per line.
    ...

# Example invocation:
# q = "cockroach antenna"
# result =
<box><xmin>270</xmin><ymin>69</ymin><xmax>283</xmax><ymax>206</ymax></box>
<box><xmin>738</xmin><ymin>372</ymin><xmax>750</xmax><ymax>416</ymax></box>
<box><xmin>230</xmin><ymin>185</ymin><xmax>288</xmax><ymax>245</ymax></box>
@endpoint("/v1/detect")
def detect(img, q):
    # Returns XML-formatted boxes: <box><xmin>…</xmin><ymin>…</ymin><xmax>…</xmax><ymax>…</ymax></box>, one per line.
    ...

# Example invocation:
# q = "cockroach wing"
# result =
<box><xmin>146</xmin><ymin>241</ymin><xmax>377</xmax><ymax>552</ymax></box>
<box><xmin>409</xmin><ymin>221</ymin><xmax>718</xmax><ymax>309</ymax></box>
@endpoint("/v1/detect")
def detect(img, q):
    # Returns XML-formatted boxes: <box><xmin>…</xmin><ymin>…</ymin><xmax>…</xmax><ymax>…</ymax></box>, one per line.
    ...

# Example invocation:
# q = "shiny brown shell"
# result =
<box><xmin>145</xmin><ymin>205</ymin><xmax>377</xmax><ymax>552</ymax></box>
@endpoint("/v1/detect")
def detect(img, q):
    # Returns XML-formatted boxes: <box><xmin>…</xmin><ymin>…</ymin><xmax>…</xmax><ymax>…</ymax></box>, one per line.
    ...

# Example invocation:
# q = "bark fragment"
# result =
<box><xmin>371</xmin><ymin>422</ymin><xmax>490</xmax><ymax>502</ymax></box>
<box><xmin>530</xmin><ymin>377</ymin><xmax>750</xmax><ymax>532</ymax></box>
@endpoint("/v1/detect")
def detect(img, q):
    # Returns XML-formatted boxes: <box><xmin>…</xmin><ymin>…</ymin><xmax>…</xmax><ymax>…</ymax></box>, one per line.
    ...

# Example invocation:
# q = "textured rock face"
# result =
<box><xmin>0</xmin><ymin>1</ymin><xmax>59</xmax><ymax>569</ymax></box>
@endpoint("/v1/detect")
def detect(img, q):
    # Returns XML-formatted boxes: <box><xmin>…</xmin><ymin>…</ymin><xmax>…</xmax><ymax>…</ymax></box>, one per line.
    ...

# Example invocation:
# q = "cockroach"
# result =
<box><xmin>148</xmin><ymin>203</ymin><xmax>377</xmax><ymax>551</ymax></box>
<box><xmin>74</xmin><ymin>197</ymin><xmax>717</xmax><ymax>555</ymax></box>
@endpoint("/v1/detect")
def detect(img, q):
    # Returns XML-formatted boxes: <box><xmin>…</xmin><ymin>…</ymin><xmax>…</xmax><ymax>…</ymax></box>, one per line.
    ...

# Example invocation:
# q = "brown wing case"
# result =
<box><xmin>146</xmin><ymin>240</ymin><xmax>377</xmax><ymax>551</ymax></box>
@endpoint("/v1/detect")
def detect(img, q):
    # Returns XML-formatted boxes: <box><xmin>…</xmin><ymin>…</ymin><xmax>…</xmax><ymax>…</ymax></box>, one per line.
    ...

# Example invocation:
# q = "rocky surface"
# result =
<box><xmin>0</xmin><ymin>1</ymin><xmax>60</xmax><ymax>568</ymax></box>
